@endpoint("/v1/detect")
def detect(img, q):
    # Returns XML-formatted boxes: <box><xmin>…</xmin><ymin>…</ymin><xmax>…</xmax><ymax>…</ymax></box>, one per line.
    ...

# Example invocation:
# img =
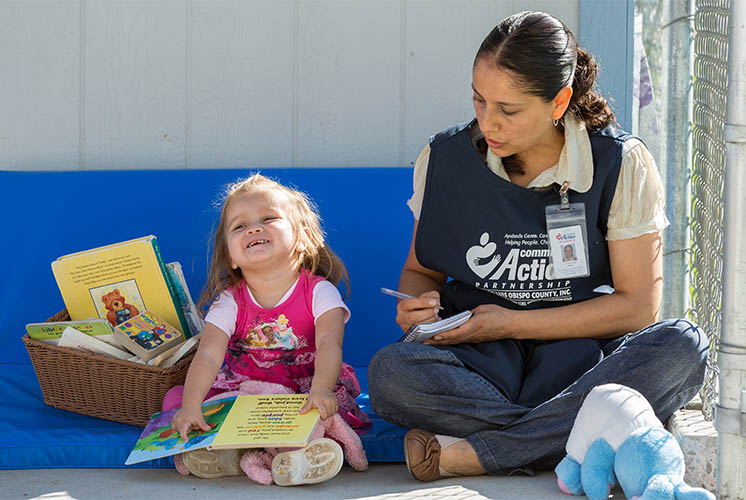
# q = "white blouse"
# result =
<box><xmin>407</xmin><ymin>115</ymin><xmax>669</xmax><ymax>241</ymax></box>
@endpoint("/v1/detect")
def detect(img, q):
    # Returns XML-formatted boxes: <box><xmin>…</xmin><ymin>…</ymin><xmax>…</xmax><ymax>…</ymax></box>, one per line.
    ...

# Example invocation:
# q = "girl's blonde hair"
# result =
<box><xmin>198</xmin><ymin>173</ymin><xmax>350</xmax><ymax>313</ymax></box>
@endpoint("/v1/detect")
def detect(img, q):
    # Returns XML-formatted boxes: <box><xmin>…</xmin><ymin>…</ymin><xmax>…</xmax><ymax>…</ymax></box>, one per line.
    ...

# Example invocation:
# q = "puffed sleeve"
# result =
<box><xmin>606</xmin><ymin>139</ymin><xmax>670</xmax><ymax>241</ymax></box>
<box><xmin>311</xmin><ymin>280</ymin><xmax>351</xmax><ymax>324</ymax></box>
<box><xmin>406</xmin><ymin>144</ymin><xmax>431</xmax><ymax>220</ymax></box>
<box><xmin>204</xmin><ymin>290</ymin><xmax>237</xmax><ymax>337</ymax></box>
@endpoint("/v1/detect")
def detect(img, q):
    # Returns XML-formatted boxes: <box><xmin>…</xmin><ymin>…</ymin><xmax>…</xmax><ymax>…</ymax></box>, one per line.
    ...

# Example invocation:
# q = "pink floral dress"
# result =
<box><xmin>211</xmin><ymin>269</ymin><xmax>370</xmax><ymax>428</ymax></box>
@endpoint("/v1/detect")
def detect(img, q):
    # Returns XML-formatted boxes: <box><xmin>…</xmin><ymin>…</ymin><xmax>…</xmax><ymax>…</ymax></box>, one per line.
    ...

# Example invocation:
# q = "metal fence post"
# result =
<box><xmin>659</xmin><ymin>0</ymin><xmax>694</xmax><ymax>320</ymax></box>
<box><xmin>716</xmin><ymin>0</ymin><xmax>746</xmax><ymax>498</ymax></box>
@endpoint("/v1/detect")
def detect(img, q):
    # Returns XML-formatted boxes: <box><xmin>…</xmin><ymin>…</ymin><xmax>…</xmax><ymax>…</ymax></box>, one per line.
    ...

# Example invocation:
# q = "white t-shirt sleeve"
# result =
<box><xmin>312</xmin><ymin>280</ymin><xmax>350</xmax><ymax>324</ymax></box>
<box><xmin>204</xmin><ymin>290</ymin><xmax>238</xmax><ymax>337</ymax></box>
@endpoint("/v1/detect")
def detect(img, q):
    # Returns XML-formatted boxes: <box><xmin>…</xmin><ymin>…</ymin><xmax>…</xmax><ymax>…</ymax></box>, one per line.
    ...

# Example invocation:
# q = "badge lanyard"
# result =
<box><xmin>545</xmin><ymin>181</ymin><xmax>590</xmax><ymax>279</ymax></box>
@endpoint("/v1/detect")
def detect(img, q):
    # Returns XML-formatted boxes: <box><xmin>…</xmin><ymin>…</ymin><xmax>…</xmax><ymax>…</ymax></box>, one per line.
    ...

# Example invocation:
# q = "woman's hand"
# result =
<box><xmin>300</xmin><ymin>388</ymin><xmax>339</xmax><ymax>420</ymax></box>
<box><xmin>396</xmin><ymin>290</ymin><xmax>442</xmax><ymax>332</ymax></box>
<box><xmin>171</xmin><ymin>406</ymin><xmax>211</xmax><ymax>442</ymax></box>
<box><xmin>424</xmin><ymin>304</ymin><xmax>516</xmax><ymax>345</ymax></box>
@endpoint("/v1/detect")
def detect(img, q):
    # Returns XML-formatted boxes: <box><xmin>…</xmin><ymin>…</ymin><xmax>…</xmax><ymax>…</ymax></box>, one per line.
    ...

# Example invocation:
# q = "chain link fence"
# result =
<box><xmin>689</xmin><ymin>0</ymin><xmax>730</xmax><ymax>420</ymax></box>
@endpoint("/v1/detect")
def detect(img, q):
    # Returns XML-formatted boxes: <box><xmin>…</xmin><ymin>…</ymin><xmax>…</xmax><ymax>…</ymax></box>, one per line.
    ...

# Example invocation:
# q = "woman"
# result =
<box><xmin>368</xmin><ymin>11</ymin><xmax>708</xmax><ymax>481</ymax></box>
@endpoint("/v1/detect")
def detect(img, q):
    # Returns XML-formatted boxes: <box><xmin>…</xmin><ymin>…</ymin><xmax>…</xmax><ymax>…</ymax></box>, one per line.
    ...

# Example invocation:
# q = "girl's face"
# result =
<box><xmin>224</xmin><ymin>191</ymin><xmax>299</xmax><ymax>274</ymax></box>
<box><xmin>471</xmin><ymin>59</ymin><xmax>560</xmax><ymax>160</ymax></box>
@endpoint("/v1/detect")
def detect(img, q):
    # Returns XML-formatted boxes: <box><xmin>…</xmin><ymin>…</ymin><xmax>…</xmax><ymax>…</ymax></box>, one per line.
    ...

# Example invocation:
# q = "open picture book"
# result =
<box><xmin>125</xmin><ymin>394</ymin><xmax>320</xmax><ymax>465</ymax></box>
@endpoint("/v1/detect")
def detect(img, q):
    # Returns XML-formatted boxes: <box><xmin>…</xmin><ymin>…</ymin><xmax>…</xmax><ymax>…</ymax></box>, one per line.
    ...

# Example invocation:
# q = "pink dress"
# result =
<box><xmin>210</xmin><ymin>269</ymin><xmax>370</xmax><ymax>428</ymax></box>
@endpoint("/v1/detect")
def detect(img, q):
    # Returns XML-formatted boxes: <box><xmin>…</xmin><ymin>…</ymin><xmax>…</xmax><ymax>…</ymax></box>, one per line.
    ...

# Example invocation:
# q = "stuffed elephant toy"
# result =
<box><xmin>555</xmin><ymin>384</ymin><xmax>714</xmax><ymax>500</ymax></box>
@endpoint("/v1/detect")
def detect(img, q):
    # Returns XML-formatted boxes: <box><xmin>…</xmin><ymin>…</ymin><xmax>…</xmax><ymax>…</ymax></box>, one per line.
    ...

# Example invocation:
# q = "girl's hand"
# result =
<box><xmin>424</xmin><ymin>304</ymin><xmax>516</xmax><ymax>345</ymax></box>
<box><xmin>300</xmin><ymin>388</ymin><xmax>338</xmax><ymax>420</ymax></box>
<box><xmin>171</xmin><ymin>406</ymin><xmax>211</xmax><ymax>442</ymax></box>
<box><xmin>396</xmin><ymin>290</ymin><xmax>441</xmax><ymax>333</ymax></box>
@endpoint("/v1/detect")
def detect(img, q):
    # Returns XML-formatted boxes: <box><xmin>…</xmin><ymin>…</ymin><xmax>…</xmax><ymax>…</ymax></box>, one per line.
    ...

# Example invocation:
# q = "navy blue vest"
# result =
<box><xmin>416</xmin><ymin>120</ymin><xmax>630</xmax><ymax>311</ymax></box>
<box><xmin>414</xmin><ymin>120</ymin><xmax>632</xmax><ymax>406</ymax></box>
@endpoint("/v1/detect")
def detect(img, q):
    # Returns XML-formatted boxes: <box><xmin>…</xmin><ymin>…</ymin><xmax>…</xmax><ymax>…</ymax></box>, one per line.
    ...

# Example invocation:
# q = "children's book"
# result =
<box><xmin>125</xmin><ymin>394</ymin><xmax>320</xmax><ymax>465</ymax></box>
<box><xmin>58</xmin><ymin>326</ymin><xmax>132</xmax><ymax>360</ymax></box>
<box><xmin>165</xmin><ymin>261</ymin><xmax>205</xmax><ymax>338</ymax></box>
<box><xmin>150</xmin><ymin>334</ymin><xmax>200</xmax><ymax>367</ymax></box>
<box><xmin>114</xmin><ymin>311</ymin><xmax>185</xmax><ymax>361</ymax></box>
<box><xmin>399</xmin><ymin>310</ymin><xmax>473</xmax><ymax>343</ymax></box>
<box><xmin>51</xmin><ymin>236</ymin><xmax>190</xmax><ymax>338</ymax></box>
<box><xmin>25</xmin><ymin>318</ymin><xmax>114</xmax><ymax>345</ymax></box>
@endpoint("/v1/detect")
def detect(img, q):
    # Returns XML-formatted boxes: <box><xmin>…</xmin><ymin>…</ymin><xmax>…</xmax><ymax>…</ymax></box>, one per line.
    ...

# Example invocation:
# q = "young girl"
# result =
<box><xmin>164</xmin><ymin>173</ymin><xmax>369</xmax><ymax>485</ymax></box>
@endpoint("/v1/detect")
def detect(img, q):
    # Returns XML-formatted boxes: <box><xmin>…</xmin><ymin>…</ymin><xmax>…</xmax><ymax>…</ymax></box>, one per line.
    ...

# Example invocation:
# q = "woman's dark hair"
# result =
<box><xmin>475</xmin><ymin>11</ymin><xmax>615</xmax><ymax>132</ymax></box>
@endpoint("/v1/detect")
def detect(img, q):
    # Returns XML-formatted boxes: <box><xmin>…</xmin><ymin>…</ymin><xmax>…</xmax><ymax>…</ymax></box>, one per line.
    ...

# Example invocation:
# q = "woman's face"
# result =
<box><xmin>472</xmin><ymin>58</ymin><xmax>558</xmax><ymax>159</ymax></box>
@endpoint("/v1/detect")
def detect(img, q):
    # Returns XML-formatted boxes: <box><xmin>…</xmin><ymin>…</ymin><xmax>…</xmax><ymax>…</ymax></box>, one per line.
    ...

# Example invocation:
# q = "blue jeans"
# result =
<box><xmin>367</xmin><ymin>319</ymin><xmax>709</xmax><ymax>475</ymax></box>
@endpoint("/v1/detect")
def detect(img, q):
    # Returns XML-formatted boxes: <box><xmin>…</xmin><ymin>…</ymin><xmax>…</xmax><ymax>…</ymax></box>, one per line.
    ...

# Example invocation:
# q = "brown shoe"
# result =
<box><xmin>404</xmin><ymin>429</ymin><xmax>442</xmax><ymax>481</ymax></box>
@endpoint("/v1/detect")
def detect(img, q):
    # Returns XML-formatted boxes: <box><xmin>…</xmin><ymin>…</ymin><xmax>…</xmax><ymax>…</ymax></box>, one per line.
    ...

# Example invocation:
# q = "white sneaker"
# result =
<box><xmin>182</xmin><ymin>448</ymin><xmax>243</xmax><ymax>479</ymax></box>
<box><xmin>271</xmin><ymin>438</ymin><xmax>344</xmax><ymax>486</ymax></box>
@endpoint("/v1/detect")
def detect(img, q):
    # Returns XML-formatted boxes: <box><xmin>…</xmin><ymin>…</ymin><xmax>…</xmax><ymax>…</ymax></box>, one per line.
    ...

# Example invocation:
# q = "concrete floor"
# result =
<box><xmin>0</xmin><ymin>463</ymin><xmax>626</xmax><ymax>500</ymax></box>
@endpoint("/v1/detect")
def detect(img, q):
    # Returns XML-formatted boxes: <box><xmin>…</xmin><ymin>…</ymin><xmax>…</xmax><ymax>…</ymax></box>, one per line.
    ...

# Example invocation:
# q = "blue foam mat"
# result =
<box><xmin>0</xmin><ymin>365</ymin><xmax>405</xmax><ymax>469</ymax></box>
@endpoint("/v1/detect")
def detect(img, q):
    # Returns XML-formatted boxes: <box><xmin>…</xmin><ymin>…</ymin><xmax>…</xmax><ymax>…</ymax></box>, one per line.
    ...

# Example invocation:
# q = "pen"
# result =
<box><xmin>380</xmin><ymin>288</ymin><xmax>444</xmax><ymax>309</ymax></box>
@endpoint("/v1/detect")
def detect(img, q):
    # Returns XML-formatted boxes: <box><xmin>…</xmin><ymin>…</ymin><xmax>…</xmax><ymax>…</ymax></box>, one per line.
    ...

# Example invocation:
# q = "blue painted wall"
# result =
<box><xmin>579</xmin><ymin>0</ymin><xmax>636</xmax><ymax>132</ymax></box>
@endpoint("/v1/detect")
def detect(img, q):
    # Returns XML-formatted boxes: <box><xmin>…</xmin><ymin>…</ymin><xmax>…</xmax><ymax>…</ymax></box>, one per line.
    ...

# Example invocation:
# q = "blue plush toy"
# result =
<box><xmin>555</xmin><ymin>384</ymin><xmax>714</xmax><ymax>500</ymax></box>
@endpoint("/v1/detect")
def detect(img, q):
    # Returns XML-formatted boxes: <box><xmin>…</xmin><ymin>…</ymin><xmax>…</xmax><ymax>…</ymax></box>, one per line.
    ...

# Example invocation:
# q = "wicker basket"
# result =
<box><xmin>22</xmin><ymin>310</ymin><xmax>196</xmax><ymax>426</ymax></box>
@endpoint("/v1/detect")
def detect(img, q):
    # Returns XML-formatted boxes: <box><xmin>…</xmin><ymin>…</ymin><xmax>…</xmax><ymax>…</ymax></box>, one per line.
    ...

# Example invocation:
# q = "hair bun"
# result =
<box><xmin>572</xmin><ymin>48</ymin><xmax>598</xmax><ymax>100</ymax></box>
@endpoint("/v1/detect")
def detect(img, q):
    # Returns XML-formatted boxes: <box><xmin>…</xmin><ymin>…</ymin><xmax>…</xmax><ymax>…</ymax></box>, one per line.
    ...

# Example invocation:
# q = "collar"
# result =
<box><xmin>483</xmin><ymin>114</ymin><xmax>594</xmax><ymax>193</ymax></box>
<box><xmin>244</xmin><ymin>274</ymin><xmax>300</xmax><ymax>309</ymax></box>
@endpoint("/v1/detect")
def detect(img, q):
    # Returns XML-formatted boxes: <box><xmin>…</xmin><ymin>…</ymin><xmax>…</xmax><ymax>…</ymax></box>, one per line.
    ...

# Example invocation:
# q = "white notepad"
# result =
<box><xmin>400</xmin><ymin>311</ymin><xmax>472</xmax><ymax>343</ymax></box>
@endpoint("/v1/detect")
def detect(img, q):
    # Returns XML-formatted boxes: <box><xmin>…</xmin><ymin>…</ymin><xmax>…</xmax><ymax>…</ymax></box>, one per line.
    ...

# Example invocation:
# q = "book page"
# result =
<box><xmin>124</xmin><ymin>396</ymin><xmax>236</xmax><ymax>465</ymax></box>
<box><xmin>58</xmin><ymin>327</ymin><xmax>132</xmax><ymax>359</ymax></box>
<box><xmin>211</xmin><ymin>394</ymin><xmax>320</xmax><ymax>449</ymax></box>
<box><xmin>26</xmin><ymin>319</ymin><xmax>115</xmax><ymax>345</ymax></box>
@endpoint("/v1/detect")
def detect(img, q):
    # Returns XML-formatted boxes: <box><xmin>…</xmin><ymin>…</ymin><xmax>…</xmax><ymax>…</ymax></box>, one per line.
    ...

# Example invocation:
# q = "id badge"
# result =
<box><xmin>545</xmin><ymin>200</ymin><xmax>590</xmax><ymax>279</ymax></box>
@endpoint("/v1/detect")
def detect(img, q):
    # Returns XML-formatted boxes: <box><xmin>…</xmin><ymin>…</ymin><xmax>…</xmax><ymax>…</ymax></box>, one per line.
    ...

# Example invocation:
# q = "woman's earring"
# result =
<box><xmin>553</xmin><ymin>118</ymin><xmax>559</xmax><ymax>127</ymax></box>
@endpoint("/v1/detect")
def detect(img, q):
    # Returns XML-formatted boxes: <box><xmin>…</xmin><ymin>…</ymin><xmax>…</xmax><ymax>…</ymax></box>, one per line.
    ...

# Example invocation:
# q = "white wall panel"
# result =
<box><xmin>403</xmin><ymin>0</ymin><xmax>579</xmax><ymax>166</ymax></box>
<box><xmin>189</xmin><ymin>0</ymin><xmax>294</xmax><ymax>169</ymax></box>
<box><xmin>0</xmin><ymin>1</ymin><xmax>592</xmax><ymax>171</ymax></box>
<box><xmin>0</xmin><ymin>1</ymin><xmax>80</xmax><ymax>171</ymax></box>
<box><xmin>83</xmin><ymin>0</ymin><xmax>187</xmax><ymax>169</ymax></box>
<box><xmin>295</xmin><ymin>0</ymin><xmax>401</xmax><ymax>167</ymax></box>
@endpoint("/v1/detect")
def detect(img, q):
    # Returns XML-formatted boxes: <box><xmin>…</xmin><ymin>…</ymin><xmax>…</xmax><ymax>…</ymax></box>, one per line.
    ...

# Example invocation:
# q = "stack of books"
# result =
<box><xmin>27</xmin><ymin>235</ymin><xmax>204</xmax><ymax>367</ymax></box>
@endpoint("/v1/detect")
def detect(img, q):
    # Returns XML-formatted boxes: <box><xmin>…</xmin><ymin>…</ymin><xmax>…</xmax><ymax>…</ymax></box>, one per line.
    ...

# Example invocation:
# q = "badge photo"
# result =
<box><xmin>548</xmin><ymin>225</ymin><xmax>589</xmax><ymax>279</ymax></box>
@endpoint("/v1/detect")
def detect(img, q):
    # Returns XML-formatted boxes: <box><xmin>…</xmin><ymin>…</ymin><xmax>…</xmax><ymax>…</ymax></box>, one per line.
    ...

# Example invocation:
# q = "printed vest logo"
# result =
<box><xmin>465</xmin><ymin>232</ymin><xmax>501</xmax><ymax>278</ymax></box>
<box><xmin>465</xmin><ymin>232</ymin><xmax>572</xmax><ymax>306</ymax></box>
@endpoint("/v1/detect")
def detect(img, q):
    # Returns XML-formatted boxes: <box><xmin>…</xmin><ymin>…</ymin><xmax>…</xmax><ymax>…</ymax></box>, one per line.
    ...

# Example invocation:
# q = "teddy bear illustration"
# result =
<box><xmin>101</xmin><ymin>289</ymin><xmax>140</xmax><ymax>326</ymax></box>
